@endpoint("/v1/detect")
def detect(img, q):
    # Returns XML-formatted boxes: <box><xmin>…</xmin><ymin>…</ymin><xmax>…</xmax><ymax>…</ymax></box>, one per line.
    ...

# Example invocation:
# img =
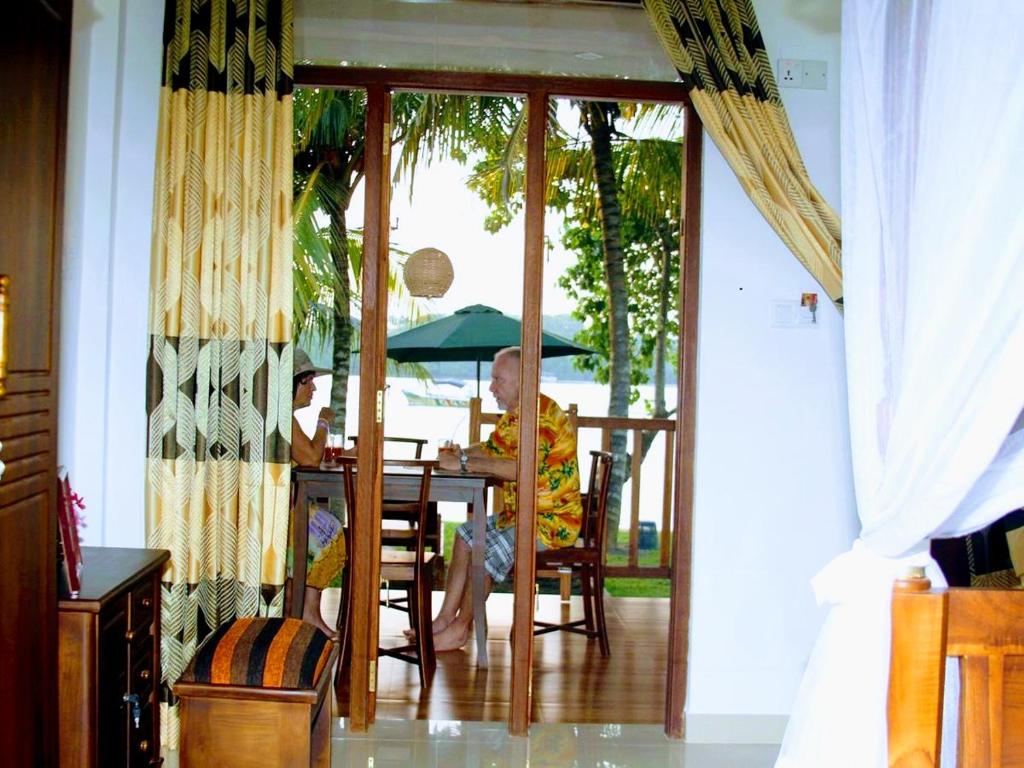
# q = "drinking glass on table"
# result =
<box><xmin>324</xmin><ymin>432</ymin><xmax>345</xmax><ymax>465</ymax></box>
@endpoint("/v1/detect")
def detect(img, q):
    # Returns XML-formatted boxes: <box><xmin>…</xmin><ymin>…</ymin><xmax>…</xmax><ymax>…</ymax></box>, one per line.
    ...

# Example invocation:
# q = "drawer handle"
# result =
<box><xmin>141</xmin><ymin>596</ymin><xmax>152</xmax><ymax>608</ymax></box>
<box><xmin>125</xmin><ymin>630</ymin><xmax>135</xmax><ymax>641</ymax></box>
<box><xmin>138</xmin><ymin>739</ymin><xmax>150</xmax><ymax>753</ymax></box>
<box><xmin>139</xmin><ymin>669</ymin><xmax>151</xmax><ymax>682</ymax></box>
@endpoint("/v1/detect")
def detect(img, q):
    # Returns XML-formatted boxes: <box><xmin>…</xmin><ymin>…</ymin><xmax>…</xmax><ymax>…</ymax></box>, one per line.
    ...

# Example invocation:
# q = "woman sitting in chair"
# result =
<box><xmin>291</xmin><ymin>347</ymin><xmax>350</xmax><ymax>637</ymax></box>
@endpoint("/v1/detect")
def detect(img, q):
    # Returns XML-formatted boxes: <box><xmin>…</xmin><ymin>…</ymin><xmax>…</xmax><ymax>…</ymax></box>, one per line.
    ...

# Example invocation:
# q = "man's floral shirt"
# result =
<box><xmin>483</xmin><ymin>393</ymin><xmax>582</xmax><ymax>548</ymax></box>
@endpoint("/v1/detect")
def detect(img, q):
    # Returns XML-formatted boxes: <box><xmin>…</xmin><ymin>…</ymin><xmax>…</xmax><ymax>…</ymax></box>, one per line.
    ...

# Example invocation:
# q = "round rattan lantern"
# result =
<box><xmin>403</xmin><ymin>247</ymin><xmax>454</xmax><ymax>298</ymax></box>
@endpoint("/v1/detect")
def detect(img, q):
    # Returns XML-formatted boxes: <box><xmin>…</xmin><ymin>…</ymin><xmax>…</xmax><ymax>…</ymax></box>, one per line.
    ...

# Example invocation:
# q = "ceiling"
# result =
<box><xmin>295</xmin><ymin>0</ymin><xmax>677</xmax><ymax>81</ymax></box>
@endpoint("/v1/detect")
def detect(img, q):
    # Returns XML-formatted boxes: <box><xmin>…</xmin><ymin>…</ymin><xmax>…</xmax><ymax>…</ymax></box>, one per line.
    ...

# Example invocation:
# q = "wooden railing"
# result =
<box><xmin>469</xmin><ymin>397</ymin><xmax>675</xmax><ymax>579</ymax></box>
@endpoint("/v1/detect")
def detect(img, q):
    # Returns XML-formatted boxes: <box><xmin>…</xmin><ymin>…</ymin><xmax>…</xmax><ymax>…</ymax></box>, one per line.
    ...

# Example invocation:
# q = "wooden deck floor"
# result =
<box><xmin>327</xmin><ymin>590</ymin><xmax>671</xmax><ymax>724</ymax></box>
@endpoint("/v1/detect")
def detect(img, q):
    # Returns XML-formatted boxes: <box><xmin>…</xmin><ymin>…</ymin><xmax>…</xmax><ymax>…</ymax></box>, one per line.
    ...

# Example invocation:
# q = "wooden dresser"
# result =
<box><xmin>59</xmin><ymin>547</ymin><xmax>170</xmax><ymax>767</ymax></box>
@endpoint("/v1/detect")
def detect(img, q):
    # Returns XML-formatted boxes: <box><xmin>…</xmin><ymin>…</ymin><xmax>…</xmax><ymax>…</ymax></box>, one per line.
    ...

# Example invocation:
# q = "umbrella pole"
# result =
<box><xmin>476</xmin><ymin>359</ymin><xmax>481</xmax><ymax>398</ymax></box>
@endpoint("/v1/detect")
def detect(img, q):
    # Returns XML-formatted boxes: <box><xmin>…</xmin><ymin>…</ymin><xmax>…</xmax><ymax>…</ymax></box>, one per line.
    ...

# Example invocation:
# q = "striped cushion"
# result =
<box><xmin>179</xmin><ymin>618</ymin><xmax>333</xmax><ymax>690</ymax></box>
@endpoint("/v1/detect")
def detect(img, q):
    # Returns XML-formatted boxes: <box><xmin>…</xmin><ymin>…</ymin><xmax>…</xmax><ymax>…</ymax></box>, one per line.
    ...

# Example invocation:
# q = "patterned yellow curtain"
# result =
<box><xmin>643</xmin><ymin>0</ymin><xmax>843</xmax><ymax>301</ymax></box>
<box><xmin>146</xmin><ymin>0</ymin><xmax>293</xmax><ymax>746</ymax></box>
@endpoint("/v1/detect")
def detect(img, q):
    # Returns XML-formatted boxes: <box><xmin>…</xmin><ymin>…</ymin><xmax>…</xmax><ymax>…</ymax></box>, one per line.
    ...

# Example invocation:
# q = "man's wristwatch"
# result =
<box><xmin>458</xmin><ymin>450</ymin><xmax>469</xmax><ymax>474</ymax></box>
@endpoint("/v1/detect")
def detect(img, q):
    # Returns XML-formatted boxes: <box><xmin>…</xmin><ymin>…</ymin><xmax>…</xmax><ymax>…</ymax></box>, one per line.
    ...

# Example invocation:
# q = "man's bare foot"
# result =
<box><xmin>403</xmin><ymin>615</ymin><xmax>452</xmax><ymax>642</ymax></box>
<box><xmin>432</xmin><ymin>621</ymin><xmax>470</xmax><ymax>652</ymax></box>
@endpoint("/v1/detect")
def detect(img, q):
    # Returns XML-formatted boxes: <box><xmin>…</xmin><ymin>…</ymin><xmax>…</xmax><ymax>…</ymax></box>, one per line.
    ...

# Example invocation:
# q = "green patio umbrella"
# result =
<box><xmin>385</xmin><ymin>304</ymin><xmax>595</xmax><ymax>396</ymax></box>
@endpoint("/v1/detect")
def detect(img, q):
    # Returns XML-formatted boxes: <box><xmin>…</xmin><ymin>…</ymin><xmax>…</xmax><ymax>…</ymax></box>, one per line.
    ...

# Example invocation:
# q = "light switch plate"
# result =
<box><xmin>771</xmin><ymin>300</ymin><xmax>796</xmax><ymax>327</ymax></box>
<box><xmin>801</xmin><ymin>60</ymin><xmax>828</xmax><ymax>90</ymax></box>
<box><xmin>771</xmin><ymin>300</ymin><xmax>819</xmax><ymax>329</ymax></box>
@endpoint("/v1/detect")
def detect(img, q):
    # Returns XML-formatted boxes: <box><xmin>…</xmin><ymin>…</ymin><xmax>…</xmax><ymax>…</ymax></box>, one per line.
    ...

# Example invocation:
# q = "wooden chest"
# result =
<box><xmin>58</xmin><ymin>547</ymin><xmax>169</xmax><ymax>767</ymax></box>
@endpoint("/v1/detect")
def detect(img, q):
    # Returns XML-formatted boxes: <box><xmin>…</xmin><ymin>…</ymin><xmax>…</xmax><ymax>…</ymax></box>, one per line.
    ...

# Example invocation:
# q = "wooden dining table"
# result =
<box><xmin>291</xmin><ymin>463</ymin><xmax>497</xmax><ymax>667</ymax></box>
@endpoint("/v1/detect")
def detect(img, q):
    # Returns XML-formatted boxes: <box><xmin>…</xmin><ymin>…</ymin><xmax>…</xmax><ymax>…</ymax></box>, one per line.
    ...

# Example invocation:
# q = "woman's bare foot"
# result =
<box><xmin>432</xmin><ymin>621</ymin><xmax>470</xmax><ymax>652</ymax></box>
<box><xmin>403</xmin><ymin>614</ymin><xmax>452</xmax><ymax>642</ymax></box>
<box><xmin>304</xmin><ymin>611</ymin><xmax>339</xmax><ymax>641</ymax></box>
<box><xmin>303</xmin><ymin>588</ymin><xmax>340</xmax><ymax>641</ymax></box>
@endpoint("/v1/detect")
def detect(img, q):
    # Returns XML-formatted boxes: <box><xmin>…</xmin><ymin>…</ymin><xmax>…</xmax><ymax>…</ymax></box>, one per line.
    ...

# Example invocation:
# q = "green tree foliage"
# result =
<box><xmin>558</xmin><ymin>213</ymin><xmax>679</xmax><ymax>409</ymax></box>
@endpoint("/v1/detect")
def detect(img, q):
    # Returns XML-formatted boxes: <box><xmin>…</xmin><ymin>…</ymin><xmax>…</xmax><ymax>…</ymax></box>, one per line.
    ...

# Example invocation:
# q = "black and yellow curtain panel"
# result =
<box><xmin>643</xmin><ymin>0</ymin><xmax>842</xmax><ymax>302</ymax></box>
<box><xmin>146</xmin><ymin>0</ymin><xmax>294</xmax><ymax>745</ymax></box>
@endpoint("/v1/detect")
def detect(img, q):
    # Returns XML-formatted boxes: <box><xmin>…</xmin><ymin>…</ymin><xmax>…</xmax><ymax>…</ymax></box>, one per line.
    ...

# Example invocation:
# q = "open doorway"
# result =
<box><xmin>292</xmin><ymin>71</ymin><xmax>698</xmax><ymax>736</ymax></box>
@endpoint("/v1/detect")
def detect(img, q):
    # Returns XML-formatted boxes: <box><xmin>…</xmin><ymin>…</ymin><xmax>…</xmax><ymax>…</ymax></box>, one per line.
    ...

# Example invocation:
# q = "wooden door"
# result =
<box><xmin>0</xmin><ymin>0</ymin><xmax>71</xmax><ymax>764</ymax></box>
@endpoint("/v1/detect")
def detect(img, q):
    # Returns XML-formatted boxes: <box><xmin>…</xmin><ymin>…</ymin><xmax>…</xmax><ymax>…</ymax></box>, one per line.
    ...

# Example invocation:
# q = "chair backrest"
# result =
<box><xmin>334</xmin><ymin>457</ymin><xmax>434</xmax><ymax>564</ymax></box>
<box><xmin>380</xmin><ymin>460</ymin><xmax>436</xmax><ymax>561</ymax></box>
<box><xmin>332</xmin><ymin>456</ymin><xmax>358</xmax><ymax>540</ymax></box>
<box><xmin>581</xmin><ymin>450</ymin><xmax>613</xmax><ymax>550</ymax></box>
<box><xmin>348</xmin><ymin>435</ymin><xmax>428</xmax><ymax>459</ymax></box>
<box><xmin>888</xmin><ymin>572</ymin><xmax>1024</xmax><ymax>766</ymax></box>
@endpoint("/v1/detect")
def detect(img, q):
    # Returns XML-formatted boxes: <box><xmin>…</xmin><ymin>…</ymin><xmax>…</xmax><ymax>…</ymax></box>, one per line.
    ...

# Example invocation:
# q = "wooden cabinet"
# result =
<box><xmin>0</xmin><ymin>0</ymin><xmax>71</xmax><ymax>763</ymax></box>
<box><xmin>59</xmin><ymin>548</ymin><xmax>170</xmax><ymax>767</ymax></box>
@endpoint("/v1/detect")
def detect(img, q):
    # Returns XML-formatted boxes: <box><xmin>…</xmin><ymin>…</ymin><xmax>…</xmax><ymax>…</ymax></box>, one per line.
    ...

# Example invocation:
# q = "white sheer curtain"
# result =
<box><xmin>776</xmin><ymin>3</ymin><xmax>1024</xmax><ymax>766</ymax></box>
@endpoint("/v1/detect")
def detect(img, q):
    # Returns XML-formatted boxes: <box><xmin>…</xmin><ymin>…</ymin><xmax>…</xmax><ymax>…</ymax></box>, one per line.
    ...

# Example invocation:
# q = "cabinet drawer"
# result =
<box><xmin>129</xmin><ymin>641</ymin><xmax>155</xmax><ymax>703</ymax></box>
<box><xmin>129</xmin><ymin>583</ymin><xmax>156</xmax><ymax>634</ymax></box>
<box><xmin>128</xmin><ymin>702</ymin><xmax>155</xmax><ymax>768</ymax></box>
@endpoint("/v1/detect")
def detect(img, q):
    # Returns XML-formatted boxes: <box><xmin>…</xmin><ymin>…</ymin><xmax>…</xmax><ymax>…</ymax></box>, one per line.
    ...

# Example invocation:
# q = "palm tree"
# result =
<box><xmin>580</xmin><ymin>101</ymin><xmax>631</xmax><ymax>531</ymax></box>
<box><xmin>293</xmin><ymin>88</ymin><xmax>368</xmax><ymax>434</ymax></box>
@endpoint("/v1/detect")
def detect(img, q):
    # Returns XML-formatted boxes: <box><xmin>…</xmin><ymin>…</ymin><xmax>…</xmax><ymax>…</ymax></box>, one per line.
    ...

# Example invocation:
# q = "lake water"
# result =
<box><xmin>297</xmin><ymin>375</ymin><xmax>677</xmax><ymax>532</ymax></box>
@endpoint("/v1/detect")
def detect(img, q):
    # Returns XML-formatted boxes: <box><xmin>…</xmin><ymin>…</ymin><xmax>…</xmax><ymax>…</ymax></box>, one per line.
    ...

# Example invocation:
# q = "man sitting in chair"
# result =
<box><xmin>425</xmin><ymin>346</ymin><xmax>583</xmax><ymax>652</ymax></box>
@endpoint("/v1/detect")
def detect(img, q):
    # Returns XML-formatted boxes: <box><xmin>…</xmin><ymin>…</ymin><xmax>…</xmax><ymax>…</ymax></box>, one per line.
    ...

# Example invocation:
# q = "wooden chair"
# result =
<box><xmin>348</xmin><ymin>435</ymin><xmax>428</xmax><ymax>459</ymax></box>
<box><xmin>888</xmin><ymin>569</ymin><xmax>1024</xmax><ymax>767</ymax></box>
<box><xmin>334</xmin><ymin>458</ymin><xmax>438</xmax><ymax>689</ymax></box>
<box><xmin>350</xmin><ymin>434</ymin><xmax>444</xmax><ymax>580</ymax></box>
<box><xmin>472</xmin><ymin>398</ymin><xmax>580</xmax><ymax>599</ymax></box>
<box><xmin>331</xmin><ymin>457</ymin><xmax>358</xmax><ymax>678</ymax></box>
<box><xmin>533</xmin><ymin>450</ymin><xmax>614</xmax><ymax>656</ymax></box>
<box><xmin>378</xmin><ymin>459</ymin><xmax>438</xmax><ymax>686</ymax></box>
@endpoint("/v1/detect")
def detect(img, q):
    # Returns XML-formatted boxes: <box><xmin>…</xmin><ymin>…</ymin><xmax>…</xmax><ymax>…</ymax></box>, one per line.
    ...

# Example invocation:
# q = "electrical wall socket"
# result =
<box><xmin>778</xmin><ymin>59</ymin><xmax>802</xmax><ymax>87</ymax></box>
<box><xmin>777</xmin><ymin>58</ymin><xmax>828</xmax><ymax>90</ymax></box>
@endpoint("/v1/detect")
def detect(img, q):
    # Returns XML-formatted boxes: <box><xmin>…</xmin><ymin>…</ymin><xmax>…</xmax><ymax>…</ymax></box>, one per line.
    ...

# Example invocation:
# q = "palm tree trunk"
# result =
<box><xmin>585</xmin><ymin>101</ymin><xmax>630</xmax><ymax>548</ymax></box>
<box><xmin>330</xmin><ymin>207</ymin><xmax>352</xmax><ymax>438</ymax></box>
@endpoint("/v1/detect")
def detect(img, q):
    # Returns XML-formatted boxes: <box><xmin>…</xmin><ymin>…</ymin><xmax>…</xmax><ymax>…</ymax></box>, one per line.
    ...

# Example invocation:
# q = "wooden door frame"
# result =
<box><xmin>348</xmin><ymin>84</ymin><xmax>392</xmax><ymax>730</ymax></box>
<box><xmin>294</xmin><ymin>66</ymin><xmax>702</xmax><ymax>739</ymax></box>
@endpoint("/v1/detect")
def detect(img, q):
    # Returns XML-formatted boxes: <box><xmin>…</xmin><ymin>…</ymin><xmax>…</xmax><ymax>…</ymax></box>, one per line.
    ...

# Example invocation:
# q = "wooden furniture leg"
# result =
<box><xmin>291</xmin><ymin>476</ymin><xmax>310</xmax><ymax>619</ymax></box>
<box><xmin>471</xmin><ymin>489</ymin><xmax>489</xmax><ymax>667</ymax></box>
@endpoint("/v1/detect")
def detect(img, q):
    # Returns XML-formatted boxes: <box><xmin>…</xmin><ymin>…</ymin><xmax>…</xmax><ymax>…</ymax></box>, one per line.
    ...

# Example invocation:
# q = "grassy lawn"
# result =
<box><xmin>441</xmin><ymin>522</ymin><xmax>670</xmax><ymax>598</ymax></box>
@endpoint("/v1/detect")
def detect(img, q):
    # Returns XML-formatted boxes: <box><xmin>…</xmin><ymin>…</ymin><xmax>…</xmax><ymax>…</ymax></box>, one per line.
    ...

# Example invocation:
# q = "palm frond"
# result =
<box><xmin>494</xmin><ymin>103</ymin><xmax>528</xmax><ymax>202</ymax></box>
<box><xmin>632</xmin><ymin>102</ymin><xmax>685</xmax><ymax>137</ymax></box>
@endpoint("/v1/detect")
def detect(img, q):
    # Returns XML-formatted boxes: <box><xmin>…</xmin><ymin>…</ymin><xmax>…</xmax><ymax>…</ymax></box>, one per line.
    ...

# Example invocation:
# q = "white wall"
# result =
<box><xmin>60</xmin><ymin>0</ymin><xmax>162</xmax><ymax>547</ymax></box>
<box><xmin>60</xmin><ymin>0</ymin><xmax>856</xmax><ymax>738</ymax></box>
<box><xmin>684</xmin><ymin>0</ymin><xmax>857</xmax><ymax>744</ymax></box>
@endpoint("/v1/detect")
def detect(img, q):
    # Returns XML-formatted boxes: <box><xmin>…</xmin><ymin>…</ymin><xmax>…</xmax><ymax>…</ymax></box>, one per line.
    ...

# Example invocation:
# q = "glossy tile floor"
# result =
<box><xmin>331</xmin><ymin>718</ymin><xmax>780</xmax><ymax>767</ymax></box>
<box><xmin>163</xmin><ymin>592</ymin><xmax>780</xmax><ymax>766</ymax></box>
<box><xmin>164</xmin><ymin>720</ymin><xmax>779</xmax><ymax>767</ymax></box>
